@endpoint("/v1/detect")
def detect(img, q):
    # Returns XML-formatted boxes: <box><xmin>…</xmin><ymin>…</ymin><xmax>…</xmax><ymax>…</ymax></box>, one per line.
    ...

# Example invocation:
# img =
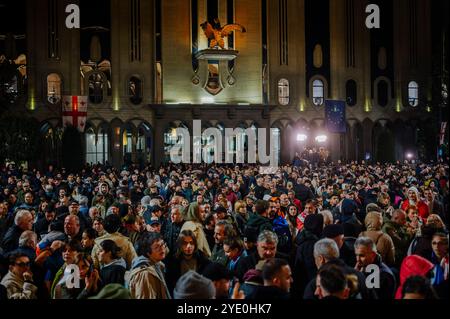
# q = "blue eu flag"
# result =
<box><xmin>325</xmin><ymin>100</ymin><xmax>346</xmax><ymax>133</ymax></box>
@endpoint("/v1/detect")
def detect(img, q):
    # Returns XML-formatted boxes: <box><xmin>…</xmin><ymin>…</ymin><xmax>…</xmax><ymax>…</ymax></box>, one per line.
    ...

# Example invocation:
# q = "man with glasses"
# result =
<box><xmin>0</xmin><ymin>253</ymin><xmax>37</xmax><ymax>299</ymax></box>
<box><xmin>430</xmin><ymin>233</ymin><xmax>449</xmax><ymax>299</ymax></box>
<box><xmin>129</xmin><ymin>232</ymin><xmax>171</xmax><ymax>299</ymax></box>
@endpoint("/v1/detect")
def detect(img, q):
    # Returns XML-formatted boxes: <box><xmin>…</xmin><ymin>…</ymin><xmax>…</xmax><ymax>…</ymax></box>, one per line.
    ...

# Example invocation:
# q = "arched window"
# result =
<box><xmin>123</xmin><ymin>128</ymin><xmax>133</xmax><ymax>164</ymax></box>
<box><xmin>313</xmin><ymin>44</ymin><xmax>323</xmax><ymax>68</ymax></box>
<box><xmin>278</xmin><ymin>79</ymin><xmax>289</xmax><ymax>105</ymax></box>
<box><xmin>47</xmin><ymin>73</ymin><xmax>61</xmax><ymax>104</ymax></box>
<box><xmin>346</xmin><ymin>80</ymin><xmax>357</xmax><ymax>106</ymax></box>
<box><xmin>312</xmin><ymin>79</ymin><xmax>324</xmax><ymax>106</ymax></box>
<box><xmin>88</xmin><ymin>73</ymin><xmax>104</xmax><ymax>104</ymax></box>
<box><xmin>129</xmin><ymin>76</ymin><xmax>142</xmax><ymax>105</ymax></box>
<box><xmin>164</xmin><ymin>124</ymin><xmax>188</xmax><ymax>163</ymax></box>
<box><xmin>378</xmin><ymin>47</ymin><xmax>387</xmax><ymax>70</ymax></box>
<box><xmin>408</xmin><ymin>81</ymin><xmax>419</xmax><ymax>107</ymax></box>
<box><xmin>272</xmin><ymin>127</ymin><xmax>281</xmax><ymax>164</ymax></box>
<box><xmin>85</xmin><ymin>127</ymin><xmax>109</xmax><ymax>164</ymax></box>
<box><xmin>377</xmin><ymin>80</ymin><xmax>389</xmax><ymax>107</ymax></box>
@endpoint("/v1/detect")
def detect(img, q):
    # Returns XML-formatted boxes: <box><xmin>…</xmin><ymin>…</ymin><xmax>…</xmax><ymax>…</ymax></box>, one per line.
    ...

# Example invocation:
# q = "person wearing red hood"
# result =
<box><xmin>401</xmin><ymin>187</ymin><xmax>429</xmax><ymax>222</ymax></box>
<box><xmin>395</xmin><ymin>254</ymin><xmax>434</xmax><ymax>299</ymax></box>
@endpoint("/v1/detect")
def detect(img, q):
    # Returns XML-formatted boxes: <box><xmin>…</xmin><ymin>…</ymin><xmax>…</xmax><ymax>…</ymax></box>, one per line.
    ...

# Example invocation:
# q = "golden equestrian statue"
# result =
<box><xmin>200</xmin><ymin>19</ymin><xmax>246</xmax><ymax>49</ymax></box>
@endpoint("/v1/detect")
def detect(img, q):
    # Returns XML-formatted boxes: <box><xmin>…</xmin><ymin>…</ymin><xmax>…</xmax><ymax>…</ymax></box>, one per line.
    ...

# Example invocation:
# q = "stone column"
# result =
<box><xmin>329</xmin><ymin>0</ymin><xmax>346</xmax><ymax>100</ymax></box>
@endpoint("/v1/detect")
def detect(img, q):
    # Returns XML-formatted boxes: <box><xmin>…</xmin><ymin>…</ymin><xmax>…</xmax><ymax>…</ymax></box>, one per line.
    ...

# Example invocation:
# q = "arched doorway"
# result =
<box><xmin>137</xmin><ymin>123</ymin><xmax>152</xmax><ymax>168</ymax></box>
<box><xmin>62</xmin><ymin>126</ymin><xmax>83</xmax><ymax>172</ymax></box>
<box><xmin>373</xmin><ymin>123</ymin><xmax>395</xmax><ymax>163</ymax></box>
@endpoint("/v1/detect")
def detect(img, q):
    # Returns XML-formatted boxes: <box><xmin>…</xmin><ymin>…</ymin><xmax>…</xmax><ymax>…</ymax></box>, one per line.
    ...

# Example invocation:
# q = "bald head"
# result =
<box><xmin>64</xmin><ymin>214</ymin><xmax>80</xmax><ymax>238</ymax></box>
<box><xmin>392</xmin><ymin>209</ymin><xmax>406</xmax><ymax>226</ymax></box>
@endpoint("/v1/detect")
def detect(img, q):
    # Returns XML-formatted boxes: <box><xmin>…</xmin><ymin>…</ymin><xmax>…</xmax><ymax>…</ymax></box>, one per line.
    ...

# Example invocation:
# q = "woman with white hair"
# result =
<box><xmin>401</xmin><ymin>186</ymin><xmax>429</xmax><ymax>222</ymax></box>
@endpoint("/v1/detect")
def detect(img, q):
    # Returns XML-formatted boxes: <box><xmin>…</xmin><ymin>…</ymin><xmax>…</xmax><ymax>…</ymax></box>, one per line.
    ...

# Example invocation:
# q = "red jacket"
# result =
<box><xmin>395</xmin><ymin>255</ymin><xmax>434</xmax><ymax>299</ymax></box>
<box><xmin>292</xmin><ymin>198</ymin><xmax>302</xmax><ymax>212</ymax></box>
<box><xmin>401</xmin><ymin>200</ymin><xmax>429</xmax><ymax>221</ymax></box>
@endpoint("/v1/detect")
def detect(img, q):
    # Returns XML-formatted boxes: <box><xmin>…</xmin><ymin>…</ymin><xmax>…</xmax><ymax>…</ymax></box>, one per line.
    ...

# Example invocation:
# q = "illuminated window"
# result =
<box><xmin>47</xmin><ymin>73</ymin><xmax>61</xmax><ymax>104</ymax></box>
<box><xmin>278</xmin><ymin>79</ymin><xmax>289</xmax><ymax>105</ymax></box>
<box><xmin>312</xmin><ymin>79</ymin><xmax>324</xmax><ymax>106</ymax></box>
<box><xmin>88</xmin><ymin>72</ymin><xmax>104</xmax><ymax>104</ymax></box>
<box><xmin>408</xmin><ymin>81</ymin><xmax>419</xmax><ymax>107</ymax></box>
<box><xmin>85</xmin><ymin>128</ymin><xmax>109</xmax><ymax>164</ymax></box>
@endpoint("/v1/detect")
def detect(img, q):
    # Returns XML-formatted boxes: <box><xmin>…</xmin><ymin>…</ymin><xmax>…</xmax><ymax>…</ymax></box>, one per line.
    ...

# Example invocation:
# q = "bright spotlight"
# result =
<box><xmin>315</xmin><ymin>135</ymin><xmax>328</xmax><ymax>143</ymax></box>
<box><xmin>297</xmin><ymin>134</ymin><xmax>308</xmax><ymax>142</ymax></box>
<box><xmin>406</xmin><ymin>153</ymin><xmax>414</xmax><ymax>159</ymax></box>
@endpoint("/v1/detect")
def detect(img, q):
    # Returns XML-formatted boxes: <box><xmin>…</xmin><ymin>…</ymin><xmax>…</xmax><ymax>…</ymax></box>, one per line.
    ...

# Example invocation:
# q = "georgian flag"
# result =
<box><xmin>62</xmin><ymin>96</ymin><xmax>88</xmax><ymax>132</ymax></box>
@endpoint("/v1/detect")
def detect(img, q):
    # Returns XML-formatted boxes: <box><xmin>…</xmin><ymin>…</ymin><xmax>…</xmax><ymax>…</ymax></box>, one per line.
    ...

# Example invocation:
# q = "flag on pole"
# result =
<box><xmin>62</xmin><ymin>96</ymin><xmax>88</xmax><ymax>132</ymax></box>
<box><xmin>325</xmin><ymin>100</ymin><xmax>346</xmax><ymax>133</ymax></box>
<box><xmin>440</xmin><ymin>122</ymin><xmax>447</xmax><ymax>145</ymax></box>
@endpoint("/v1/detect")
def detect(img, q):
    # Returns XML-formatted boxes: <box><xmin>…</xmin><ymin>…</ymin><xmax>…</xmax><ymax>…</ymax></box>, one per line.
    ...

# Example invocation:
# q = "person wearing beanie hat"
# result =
<box><xmin>88</xmin><ymin>283</ymin><xmax>131</xmax><ymax>299</ymax></box>
<box><xmin>293</xmin><ymin>214</ymin><xmax>324</xmax><ymax>297</ymax></box>
<box><xmin>322</xmin><ymin>224</ymin><xmax>356</xmax><ymax>268</ymax></box>
<box><xmin>173</xmin><ymin>270</ymin><xmax>216</xmax><ymax>299</ymax></box>
<box><xmin>322</xmin><ymin>224</ymin><xmax>345</xmax><ymax>240</ymax></box>
<box><xmin>202</xmin><ymin>262</ymin><xmax>233</xmax><ymax>299</ymax></box>
<box><xmin>340</xmin><ymin>199</ymin><xmax>358</xmax><ymax>220</ymax></box>
<box><xmin>401</xmin><ymin>187</ymin><xmax>429</xmax><ymax>221</ymax></box>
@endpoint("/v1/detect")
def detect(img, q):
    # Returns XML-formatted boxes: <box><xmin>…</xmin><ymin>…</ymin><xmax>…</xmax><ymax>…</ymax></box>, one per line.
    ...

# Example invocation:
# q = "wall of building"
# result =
<box><xmin>1</xmin><ymin>0</ymin><xmax>438</xmax><ymax>168</ymax></box>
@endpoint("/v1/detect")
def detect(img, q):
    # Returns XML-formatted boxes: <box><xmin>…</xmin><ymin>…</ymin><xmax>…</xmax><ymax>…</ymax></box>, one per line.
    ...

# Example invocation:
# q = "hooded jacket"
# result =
<box><xmin>100</xmin><ymin>257</ymin><xmax>127</xmax><ymax>287</ymax></box>
<box><xmin>360</xmin><ymin>212</ymin><xmax>396</xmax><ymax>267</ymax></box>
<box><xmin>165</xmin><ymin>251</ymin><xmax>211</xmax><ymax>294</ymax></box>
<box><xmin>91</xmin><ymin>232</ymin><xmax>137</xmax><ymax>270</ymax></box>
<box><xmin>245</xmin><ymin>213</ymin><xmax>273</xmax><ymax>239</ymax></box>
<box><xmin>382</xmin><ymin>220</ymin><xmax>411</xmax><ymax>268</ymax></box>
<box><xmin>180</xmin><ymin>203</ymin><xmax>211</xmax><ymax>258</ymax></box>
<box><xmin>401</xmin><ymin>187</ymin><xmax>429</xmax><ymax>221</ymax></box>
<box><xmin>129</xmin><ymin>256</ymin><xmax>171</xmax><ymax>299</ymax></box>
<box><xmin>395</xmin><ymin>254</ymin><xmax>434</xmax><ymax>299</ymax></box>
<box><xmin>0</xmin><ymin>270</ymin><xmax>38</xmax><ymax>299</ymax></box>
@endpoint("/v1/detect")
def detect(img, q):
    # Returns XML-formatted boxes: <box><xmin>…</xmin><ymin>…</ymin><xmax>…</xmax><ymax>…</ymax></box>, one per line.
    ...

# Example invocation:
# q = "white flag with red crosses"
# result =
<box><xmin>62</xmin><ymin>96</ymin><xmax>88</xmax><ymax>132</ymax></box>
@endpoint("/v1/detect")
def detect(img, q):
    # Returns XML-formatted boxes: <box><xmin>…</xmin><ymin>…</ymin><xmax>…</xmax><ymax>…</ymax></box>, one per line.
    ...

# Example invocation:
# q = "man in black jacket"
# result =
<box><xmin>247</xmin><ymin>258</ymin><xmax>291</xmax><ymax>299</ymax></box>
<box><xmin>303</xmin><ymin>238</ymin><xmax>375</xmax><ymax>299</ymax></box>
<box><xmin>244</xmin><ymin>200</ymin><xmax>273</xmax><ymax>241</ymax></box>
<box><xmin>1</xmin><ymin>210</ymin><xmax>33</xmax><ymax>253</ymax></box>
<box><xmin>236</xmin><ymin>230</ymin><xmax>282</xmax><ymax>281</ymax></box>
<box><xmin>293</xmin><ymin>214</ymin><xmax>323</xmax><ymax>297</ymax></box>
<box><xmin>163</xmin><ymin>205</ymin><xmax>184</xmax><ymax>256</ymax></box>
<box><xmin>34</xmin><ymin>206</ymin><xmax>56</xmax><ymax>239</ymax></box>
<box><xmin>294</xmin><ymin>179</ymin><xmax>314</xmax><ymax>203</ymax></box>
<box><xmin>354</xmin><ymin>236</ymin><xmax>396</xmax><ymax>299</ymax></box>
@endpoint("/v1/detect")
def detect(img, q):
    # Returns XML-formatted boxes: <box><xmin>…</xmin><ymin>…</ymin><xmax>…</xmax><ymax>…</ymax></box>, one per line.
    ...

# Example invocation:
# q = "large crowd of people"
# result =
<box><xmin>0</xmin><ymin>160</ymin><xmax>448</xmax><ymax>300</ymax></box>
